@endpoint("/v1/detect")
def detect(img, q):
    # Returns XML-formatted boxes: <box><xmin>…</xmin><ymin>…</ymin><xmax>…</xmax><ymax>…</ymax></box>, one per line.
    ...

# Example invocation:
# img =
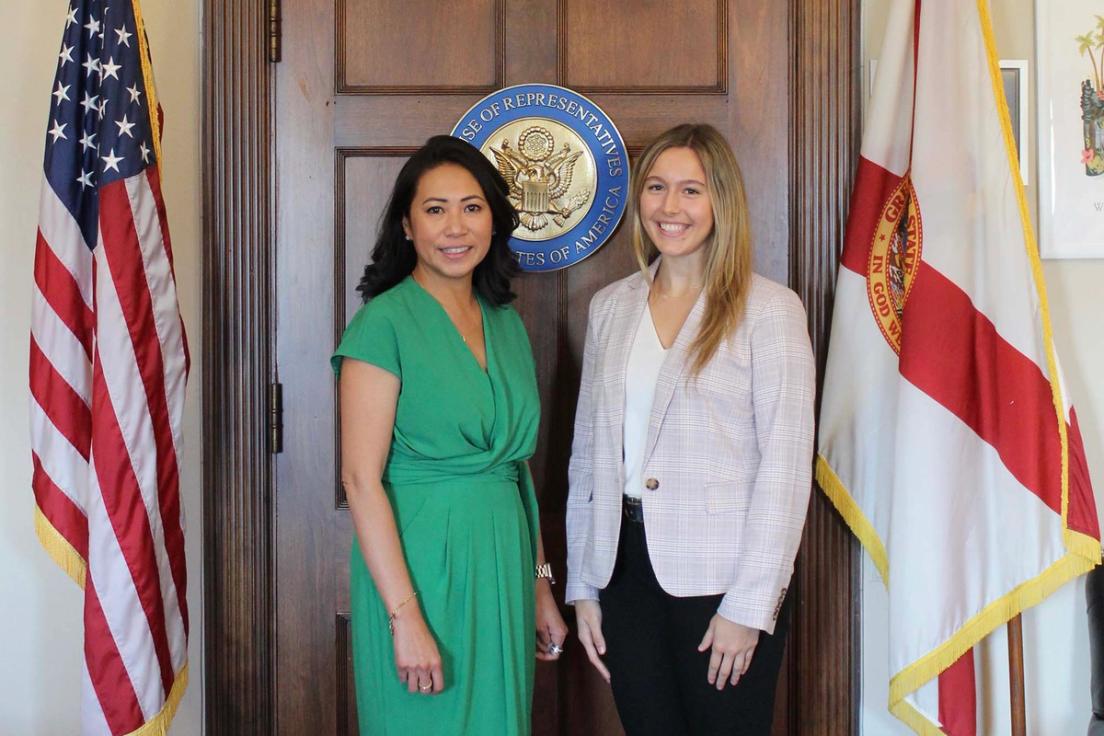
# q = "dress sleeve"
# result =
<box><xmin>330</xmin><ymin>302</ymin><xmax>401</xmax><ymax>378</ymax></box>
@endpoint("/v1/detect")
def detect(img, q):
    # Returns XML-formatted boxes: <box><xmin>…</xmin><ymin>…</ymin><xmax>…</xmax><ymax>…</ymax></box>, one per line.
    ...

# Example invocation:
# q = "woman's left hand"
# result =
<box><xmin>698</xmin><ymin>614</ymin><xmax>760</xmax><ymax>689</ymax></box>
<box><xmin>535</xmin><ymin>581</ymin><xmax>568</xmax><ymax>661</ymax></box>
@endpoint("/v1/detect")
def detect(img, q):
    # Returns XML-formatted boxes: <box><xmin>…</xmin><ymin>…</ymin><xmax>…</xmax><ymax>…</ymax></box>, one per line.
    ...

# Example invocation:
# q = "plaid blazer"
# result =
<box><xmin>565</xmin><ymin>263</ymin><xmax>816</xmax><ymax>633</ymax></box>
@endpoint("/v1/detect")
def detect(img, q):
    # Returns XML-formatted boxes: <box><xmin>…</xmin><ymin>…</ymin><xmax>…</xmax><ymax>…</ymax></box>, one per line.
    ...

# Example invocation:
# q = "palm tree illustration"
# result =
<box><xmin>1077</xmin><ymin>16</ymin><xmax>1104</xmax><ymax>92</ymax></box>
<box><xmin>1077</xmin><ymin>34</ymin><xmax>1099</xmax><ymax>91</ymax></box>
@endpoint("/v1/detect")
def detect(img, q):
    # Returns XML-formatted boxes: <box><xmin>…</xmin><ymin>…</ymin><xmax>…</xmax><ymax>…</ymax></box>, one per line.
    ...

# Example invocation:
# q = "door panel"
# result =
<box><xmin>277</xmin><ymin>2</ymin><xmax>794</xmax><ymax>734</ymax></box>
<box><xmin>338</xmin><ymin>0</ymin><xmax>502</xmax><ymax>92</ymax></box>
<box><xmin>563</xmin><ymin>0</ymin><xmax>724</xmax><ymax>91</ymax></box>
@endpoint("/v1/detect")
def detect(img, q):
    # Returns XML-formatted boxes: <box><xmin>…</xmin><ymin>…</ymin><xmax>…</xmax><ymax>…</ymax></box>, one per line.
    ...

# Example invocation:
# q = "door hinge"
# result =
<box><xmin>268</xmin><ymin>0</ymin><xmax>281</xmax><ymax>63</ymax></box>
<box><xmin>268</xmin><ymin>382</ymin><xmax>283</xmax><ymax>454</ymax></box>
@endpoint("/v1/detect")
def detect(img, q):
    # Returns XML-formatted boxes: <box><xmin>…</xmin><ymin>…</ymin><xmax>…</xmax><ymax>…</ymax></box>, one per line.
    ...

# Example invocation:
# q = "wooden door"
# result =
<box><xmin>202</xmin><ymin>1</ymin><xmax>857</xmax><ymax>734</ymax></box>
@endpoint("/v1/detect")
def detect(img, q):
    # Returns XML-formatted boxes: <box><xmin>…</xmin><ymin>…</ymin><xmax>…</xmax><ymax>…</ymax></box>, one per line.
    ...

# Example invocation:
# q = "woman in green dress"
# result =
<box><xmin>332</xmin><ymin>135</ymin><xmax>568</xmax><ymax>735</ymax></box>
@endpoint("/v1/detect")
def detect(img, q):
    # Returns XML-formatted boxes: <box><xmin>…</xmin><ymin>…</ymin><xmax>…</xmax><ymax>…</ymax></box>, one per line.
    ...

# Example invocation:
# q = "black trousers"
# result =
<box><xmin>599</xmin><ymin>513</ymin><xmax>790</xmax><ymax>736</ymax></box>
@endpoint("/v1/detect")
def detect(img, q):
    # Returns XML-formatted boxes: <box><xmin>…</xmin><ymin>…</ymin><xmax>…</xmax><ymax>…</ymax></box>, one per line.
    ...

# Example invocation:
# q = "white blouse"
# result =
<box><xmin>622</xmin><ymin>305</ymin><xmax>669</xmax><ymax>498</ymax></box>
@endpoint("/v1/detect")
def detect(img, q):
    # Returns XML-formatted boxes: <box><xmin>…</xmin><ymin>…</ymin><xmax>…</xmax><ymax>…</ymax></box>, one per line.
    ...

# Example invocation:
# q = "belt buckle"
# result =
<box><xmin>622</xmin><ymin>495</ymin><xmax>643</xmax><ymax>523</ymax></box>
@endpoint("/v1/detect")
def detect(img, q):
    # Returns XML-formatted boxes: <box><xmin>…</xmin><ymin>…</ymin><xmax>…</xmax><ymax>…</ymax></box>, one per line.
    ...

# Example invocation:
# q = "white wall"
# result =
<box><xmin>0</xmin><ymin>1</ymin><xmax>203</xmax><ymax>733</ymax></box>
<box><xmin>861</xmin><ymin>1</ymin><xmax>1104</xmax><ymax>734</ymax></box>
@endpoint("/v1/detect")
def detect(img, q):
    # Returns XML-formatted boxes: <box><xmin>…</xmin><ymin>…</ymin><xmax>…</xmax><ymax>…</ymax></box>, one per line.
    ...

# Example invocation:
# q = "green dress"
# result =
<box><xmin>331</xmin><ymin>276</ymin><xmax>541</xmax><ymax>736</ymax></box>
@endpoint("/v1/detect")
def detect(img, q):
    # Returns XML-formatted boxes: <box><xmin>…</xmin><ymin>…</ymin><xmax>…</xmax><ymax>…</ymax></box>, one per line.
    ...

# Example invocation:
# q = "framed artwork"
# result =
<box><xmin>1037</xmin><ymin>4</ymin><xmax>1104</xmax><ymax>259</ymax></box>
<box><xmin>1000</xmin><ymin>59</ymin><xmax>1030</xmax><ymax>186</ymax></box>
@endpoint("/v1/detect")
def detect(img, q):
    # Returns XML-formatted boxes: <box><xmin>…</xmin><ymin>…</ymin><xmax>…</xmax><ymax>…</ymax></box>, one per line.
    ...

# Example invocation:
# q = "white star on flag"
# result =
<box><xmin>80</xmin><ymin>91</ymin><xmax>98</xmax><ymax>114</ymax></box>
<box><xmin>75</xmin><ymin>168</ymin><xmax>93</xmax><ymax>189</ymax></box>
<box><xmin>48</xmin><ymin>120</ymin><xmax>67</xmax><ymax>143</ymax></box>
<box><xmin>82</xmin><ymin>53</ymin><xmax>101</xmax><ymax>78</ymax></box>
<box><xmin>59</xmin><ymin>44</ymin><xmax>74</xmax><ymax>67</ymax></box>
<box><xmin>101</xmin><ymin>149</ymin><xmax>124</xmax><ymax>173</ymax></box>
<box><xmin>53</xmin><ymin>82</ymin><xmax>70</xmax><ymax>105</ymax></box>
<box><xmin>127</xmin><ymin>83</ymin><xmax>142</xmax><ymax>105</ymax></box>
<box><xmin>115</xmin><ymin>114</ymin><xmax>136</xmax><ymax>138</ymax></box>
<box><xmin>102</xmin><ymin>57</ymin><xmax>122</xmax><ymax>81</ymax></box>
<box><xmin>65</xmin><ymin>6</ymin><xmax>78</xmax><ymax>28</ymax></box>
<box><xmin>79</xmin><ymin>131</ymin><xmax>98</xmax><ymax>152</ymax></box>
<box><xmin>83</xmin><ymin>15</ymin><xmax>100</xmax><ymax>37</ymax></box>
<box><xmin>98</xmin><ymin>97</ymin><xmax>109</xmax><ymax>119</ymax></box>
<box><xmin>115</xmin><ymin>26</ymin><xmax>132</xmax><ymax>47</ymax></box>
<box><xmin>139</xmin><ymin>141</ymin><xmax>151</xmax><ymax>163</ymax></box>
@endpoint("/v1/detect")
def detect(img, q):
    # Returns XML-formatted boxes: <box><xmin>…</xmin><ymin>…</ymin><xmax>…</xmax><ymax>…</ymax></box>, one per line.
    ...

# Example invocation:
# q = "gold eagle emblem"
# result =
<box><xmin>489</xmin><ymin>126</ymin><xmax>592</xmax><ymax>232</ymax></box>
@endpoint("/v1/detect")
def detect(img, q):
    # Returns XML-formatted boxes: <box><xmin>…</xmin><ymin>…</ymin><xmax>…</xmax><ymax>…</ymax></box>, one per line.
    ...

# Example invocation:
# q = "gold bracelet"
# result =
<box><xmin>388</xmin><ymin>591</ymin><xmax>418</xmax><ymax>636</ymax></box>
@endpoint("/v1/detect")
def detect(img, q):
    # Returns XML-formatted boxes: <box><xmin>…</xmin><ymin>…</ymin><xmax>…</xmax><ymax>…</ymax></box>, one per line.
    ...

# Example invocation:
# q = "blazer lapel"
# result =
<box><xmin>608</xmin><ymin>271</ymin><xmax>650</xmax><ymax>477</ymax></box>
<box><xmin>642</xmin><ymin>285</ymin><xmax>706</xmax><ymax>465</ymax></box>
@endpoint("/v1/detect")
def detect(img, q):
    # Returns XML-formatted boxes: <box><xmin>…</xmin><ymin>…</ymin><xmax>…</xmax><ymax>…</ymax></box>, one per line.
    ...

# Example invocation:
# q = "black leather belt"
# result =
<box><xmin>622</xmin><ymin>495</ymin><xmax>644</xmax><ymax>523</ymax></box>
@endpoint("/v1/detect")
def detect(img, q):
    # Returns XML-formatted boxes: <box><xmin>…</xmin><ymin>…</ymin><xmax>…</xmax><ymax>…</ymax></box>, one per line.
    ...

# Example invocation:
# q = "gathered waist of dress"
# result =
<box><xmin>382</xmin><ymin>461</ymin><xmax>520</xmax><ymax>489</ymax></box>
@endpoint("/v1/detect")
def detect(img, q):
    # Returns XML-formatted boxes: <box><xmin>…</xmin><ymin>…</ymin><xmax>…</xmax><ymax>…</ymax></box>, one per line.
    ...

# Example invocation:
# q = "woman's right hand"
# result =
<box><xmin>392</xmin><ymin>608</ymin><xmax>444</xmax><ymax>694</ymax></box>
<box><xmin>574</xmin><ymin>599</ymin><xmax>610</xmax><ymax>682</ymax></box>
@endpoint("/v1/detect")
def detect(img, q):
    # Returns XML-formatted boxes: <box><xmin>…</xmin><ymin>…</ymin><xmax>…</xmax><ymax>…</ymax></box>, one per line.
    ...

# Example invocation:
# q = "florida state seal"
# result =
<box><xmin>867</xmin><ymin>175</ymin><xmax>923</xmax><ymax>353</ymax></box>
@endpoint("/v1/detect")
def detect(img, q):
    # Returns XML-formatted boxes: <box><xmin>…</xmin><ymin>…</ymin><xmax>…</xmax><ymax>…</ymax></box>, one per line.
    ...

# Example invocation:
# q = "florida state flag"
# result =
<box><xmin>817</xmin><ymin>0</ymin><xmax>1100</xmax><ymax>733</ymax></box>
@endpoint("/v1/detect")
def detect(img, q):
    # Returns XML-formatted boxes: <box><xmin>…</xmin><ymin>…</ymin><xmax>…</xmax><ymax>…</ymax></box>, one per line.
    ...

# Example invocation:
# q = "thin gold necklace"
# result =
<box><xmin>652</xmin><ymin>284</ymin><xmax>703</xmax><ymax>300</ymax></box>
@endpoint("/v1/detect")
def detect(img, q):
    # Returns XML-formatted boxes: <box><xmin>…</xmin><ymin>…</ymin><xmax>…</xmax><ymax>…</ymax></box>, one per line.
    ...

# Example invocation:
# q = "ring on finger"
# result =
<box><xmin>548</xmin><ymin>642</ymin><xmax>564</xmax><ymax>656</ymax></box>
<box><xmin>418</xmin><ymin>682</ymin><xmax>432</xmax><ymax>692</ymax></box>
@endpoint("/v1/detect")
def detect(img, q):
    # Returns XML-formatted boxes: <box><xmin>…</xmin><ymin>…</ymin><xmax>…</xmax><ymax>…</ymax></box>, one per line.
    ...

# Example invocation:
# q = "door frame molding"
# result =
<box><xmin>202</xmin><ymin>2</ymin><xmax>275</xmax><ymax>733</ymax></box>
<box><xmin>787</xmin><ymin>1</ymin><xmax>862</xmax><ymax>729</ymax></box>
<box><xmin>201</xmin><ymin>1</ymin><xmax>860</xmax><ymax>732</ymax></box>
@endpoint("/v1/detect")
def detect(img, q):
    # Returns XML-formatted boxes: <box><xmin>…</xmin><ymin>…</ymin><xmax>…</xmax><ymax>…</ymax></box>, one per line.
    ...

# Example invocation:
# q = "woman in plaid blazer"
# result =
<box><xmin>565</xmin><ymin>124</ymin><xmax>816</xmax><ymax>735</ymax></box>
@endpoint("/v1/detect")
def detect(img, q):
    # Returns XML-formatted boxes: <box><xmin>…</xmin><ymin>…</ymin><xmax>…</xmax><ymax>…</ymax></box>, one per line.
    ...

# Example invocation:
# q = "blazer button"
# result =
<box><xmin>645</xmin><ymin>478</ymin><xmax>659</xmax><ymax>491</ymax></box>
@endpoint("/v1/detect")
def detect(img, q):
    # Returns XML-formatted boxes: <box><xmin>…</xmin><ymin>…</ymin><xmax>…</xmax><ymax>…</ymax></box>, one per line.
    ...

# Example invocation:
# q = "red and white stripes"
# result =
<box><xmin>31</xmin><ymin>167</ymin><xmax>189</xmax><ymax>735</ymax></box>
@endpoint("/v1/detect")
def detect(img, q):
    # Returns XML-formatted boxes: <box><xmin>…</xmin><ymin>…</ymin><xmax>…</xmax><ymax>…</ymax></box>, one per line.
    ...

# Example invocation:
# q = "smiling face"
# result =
<box><xmin>638</xmin><ymin>146</ymin><xmax>715</xmax><ymax>261</ymax></box>
<box><xmin>403</xmin><ymin>162</ymin><xmax>494</xmax><ymax>284</ymax></box>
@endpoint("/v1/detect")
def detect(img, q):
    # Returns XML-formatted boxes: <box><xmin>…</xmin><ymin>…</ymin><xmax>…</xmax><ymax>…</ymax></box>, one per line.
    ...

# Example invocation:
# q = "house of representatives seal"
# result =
<box><xmin>452</xmin><ymin>84</ymin><xmax>629</xmax><ymax>272</ymax></box>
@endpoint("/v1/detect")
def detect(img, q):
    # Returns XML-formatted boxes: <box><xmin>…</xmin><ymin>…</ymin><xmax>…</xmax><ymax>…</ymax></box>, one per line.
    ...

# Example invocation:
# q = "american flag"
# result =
<box><xmin>30</xmin><ymin>1</ymin><xmax>190</xmax><ymax>734</ymax></box>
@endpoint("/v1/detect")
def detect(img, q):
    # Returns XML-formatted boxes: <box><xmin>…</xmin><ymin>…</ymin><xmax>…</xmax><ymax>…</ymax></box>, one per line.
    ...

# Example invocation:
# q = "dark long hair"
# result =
<box><xmin>356</xmin><ymin>135</ymin><xmax>520</xmax><ymax>305</ymax></box>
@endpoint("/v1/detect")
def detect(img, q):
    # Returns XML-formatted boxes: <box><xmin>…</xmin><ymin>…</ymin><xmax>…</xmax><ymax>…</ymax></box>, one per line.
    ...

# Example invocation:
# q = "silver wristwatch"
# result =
<box><xmin>535</xmin><ymin>562</ymin><xmax>555</xmax><ymax>584</ymax></box>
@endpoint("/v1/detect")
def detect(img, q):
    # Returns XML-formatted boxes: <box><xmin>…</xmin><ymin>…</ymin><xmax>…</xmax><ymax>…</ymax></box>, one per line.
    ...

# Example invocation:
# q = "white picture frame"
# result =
<box><xmin>1036</xmin><ymin>4</ymin><xmax>1104</xmax><ymax>259</ymax></box>
<box><xmin>1000</xmin><ymin>59</ymin><xmax>1030</xmax><ymax>186</ymax></box>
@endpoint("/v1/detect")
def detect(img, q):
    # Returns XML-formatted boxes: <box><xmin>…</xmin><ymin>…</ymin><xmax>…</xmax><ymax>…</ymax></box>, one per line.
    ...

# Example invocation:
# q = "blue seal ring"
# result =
<box><xmin>452</xmin><ymin>84</ymin><xmax>630</xmax><ymax>272</ymax></box>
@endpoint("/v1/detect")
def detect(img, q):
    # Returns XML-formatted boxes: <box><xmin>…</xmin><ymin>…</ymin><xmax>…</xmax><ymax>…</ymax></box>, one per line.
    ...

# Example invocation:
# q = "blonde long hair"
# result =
<box><xmin>630</xmin><ymin>123</ymin><xmax>753</xmax><ymax>375</ymax></box>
